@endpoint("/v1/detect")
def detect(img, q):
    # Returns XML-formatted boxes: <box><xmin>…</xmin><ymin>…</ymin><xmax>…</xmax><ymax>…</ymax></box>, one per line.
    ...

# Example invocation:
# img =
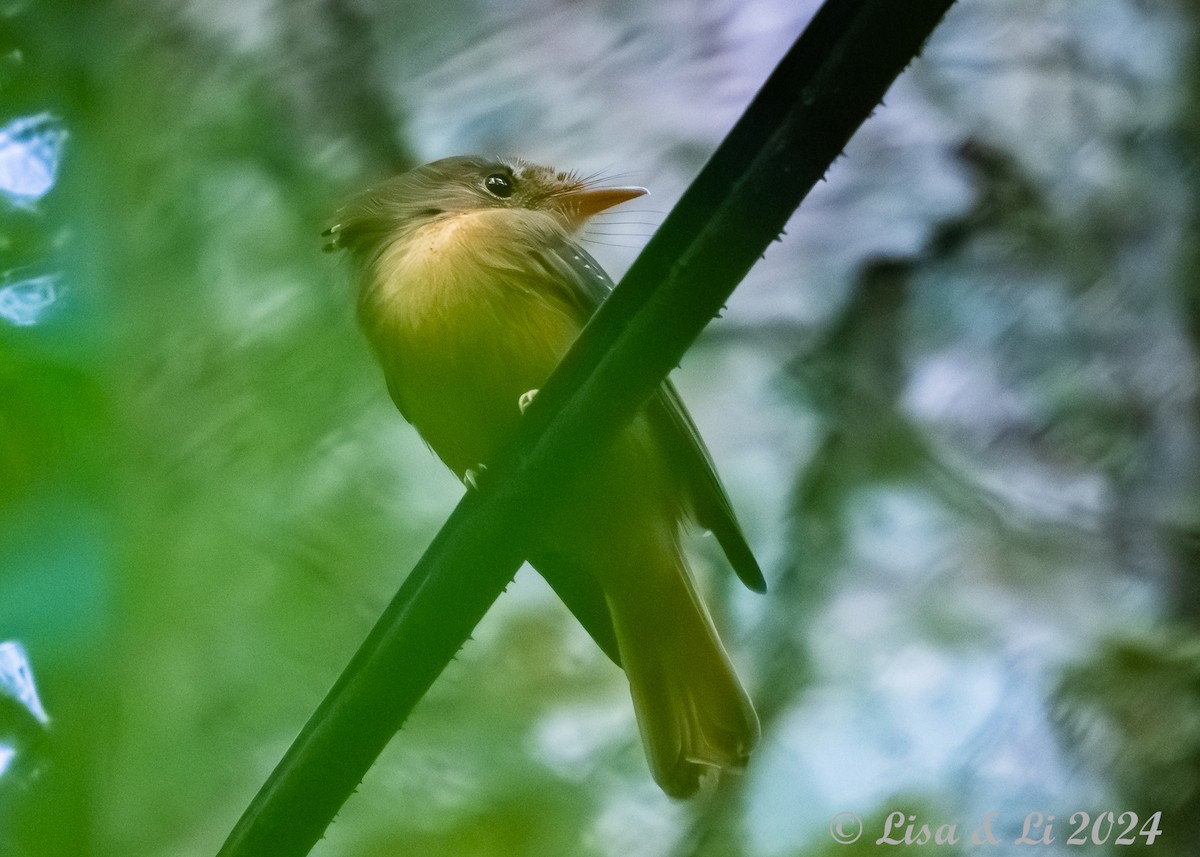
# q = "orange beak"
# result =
<box><xmin>555</xmin><ymin>185</ymin><xmax>648</xmax><ymax>226</ymax></box>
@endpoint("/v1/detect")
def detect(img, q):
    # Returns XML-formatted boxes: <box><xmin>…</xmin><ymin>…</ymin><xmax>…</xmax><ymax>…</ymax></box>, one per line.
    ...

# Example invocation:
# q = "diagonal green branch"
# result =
<box><xmin>216</xmin><ymin>1</ymin><xmax>956</xmax><ymax>855</ymax></box>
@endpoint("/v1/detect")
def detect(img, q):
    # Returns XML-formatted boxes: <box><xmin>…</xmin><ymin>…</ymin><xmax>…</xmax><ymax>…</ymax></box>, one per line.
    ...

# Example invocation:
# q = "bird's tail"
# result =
<box><xmin>606</xmin><ymin>543</ymin><xmax>760</xmax><ymax>797</ymax></box>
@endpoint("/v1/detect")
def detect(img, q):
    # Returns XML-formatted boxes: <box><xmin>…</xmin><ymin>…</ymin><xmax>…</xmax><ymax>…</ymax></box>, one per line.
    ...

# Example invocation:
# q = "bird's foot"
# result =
<box><xmin>463</xmin><ymin>464</ymin><xmax>488</xmax><ymax>491</ymax></box>
<box><xmin>518</xmin><ymin>388</ymin><xmax>539</xmax><ymax>413</ymax></box>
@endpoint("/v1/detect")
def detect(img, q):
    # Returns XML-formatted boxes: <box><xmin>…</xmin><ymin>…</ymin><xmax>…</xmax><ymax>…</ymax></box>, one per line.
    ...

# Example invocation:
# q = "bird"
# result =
<box><xmin>323</xmin><ymin>155</ymin><xmax>764</xmax><ymax>797</ymax></box>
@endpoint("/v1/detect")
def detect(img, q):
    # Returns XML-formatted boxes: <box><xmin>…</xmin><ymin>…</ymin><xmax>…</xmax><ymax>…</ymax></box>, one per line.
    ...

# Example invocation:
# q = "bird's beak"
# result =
<box><xmin>556</xmin><ymin>185</ymin><xmax>648</xmax><ymax>224</ymax></box>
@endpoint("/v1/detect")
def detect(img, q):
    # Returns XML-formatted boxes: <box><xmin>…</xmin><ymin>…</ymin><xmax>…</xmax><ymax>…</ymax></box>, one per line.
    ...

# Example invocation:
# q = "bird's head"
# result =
<box><xmin>323</xmin><ymin>156</ymin><xmax>647</xmax><ymax>256</ymax></box>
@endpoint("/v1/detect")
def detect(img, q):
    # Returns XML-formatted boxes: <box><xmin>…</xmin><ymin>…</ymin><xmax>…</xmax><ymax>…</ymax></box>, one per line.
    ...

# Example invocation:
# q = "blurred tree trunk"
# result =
<box><xmin>1172</xmin><ymin>0</ymin><xmax>1200</xmax><ymax>626</ymax></box>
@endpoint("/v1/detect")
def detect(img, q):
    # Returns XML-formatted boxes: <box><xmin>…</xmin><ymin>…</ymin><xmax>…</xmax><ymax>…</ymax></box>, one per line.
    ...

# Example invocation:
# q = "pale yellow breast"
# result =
<box><xmin>359</xmin><ymin>209</ymin><xmax>582</xmax><ymax>475</ymax></box>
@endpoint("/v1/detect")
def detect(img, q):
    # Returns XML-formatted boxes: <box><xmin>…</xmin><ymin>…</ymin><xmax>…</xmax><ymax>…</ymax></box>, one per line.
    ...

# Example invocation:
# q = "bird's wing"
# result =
<box><xmin>383</xmin><ymin>371</ymin><xmax>414</xmax><ymax>425</ymax></box>
<box><xmin>533</xmin><ymin>237</ymin><xmax>766</xmax><ymax>593</ymax></box>
<box><xmin>526</xmin><ymin>239</ymin><xmax>614</xmax><ymax>317</ymax></box>
<box><xmin>646</xmin><ymin>382</ymin><xmax>766</xmax><ymax>592</ymax></box>
<box><xmin>528</xmin><ymin>550</ymin><xmax>623</xmax><ymax>666</ymax></box>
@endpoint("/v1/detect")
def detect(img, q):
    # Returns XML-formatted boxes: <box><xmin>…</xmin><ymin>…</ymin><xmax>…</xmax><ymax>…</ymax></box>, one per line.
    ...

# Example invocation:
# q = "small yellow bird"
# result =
<box><xmin>324</xmin><ymin>155</ymin><xmax>763</xmax><ymax>797</ymax></box>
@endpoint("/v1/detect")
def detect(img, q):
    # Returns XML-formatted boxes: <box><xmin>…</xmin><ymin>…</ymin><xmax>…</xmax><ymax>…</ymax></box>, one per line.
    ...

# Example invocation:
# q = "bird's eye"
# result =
<box><xmin>485</xmin><ymin>173</ymin><xmax>514</xmax><ymax>198</ymax></box>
